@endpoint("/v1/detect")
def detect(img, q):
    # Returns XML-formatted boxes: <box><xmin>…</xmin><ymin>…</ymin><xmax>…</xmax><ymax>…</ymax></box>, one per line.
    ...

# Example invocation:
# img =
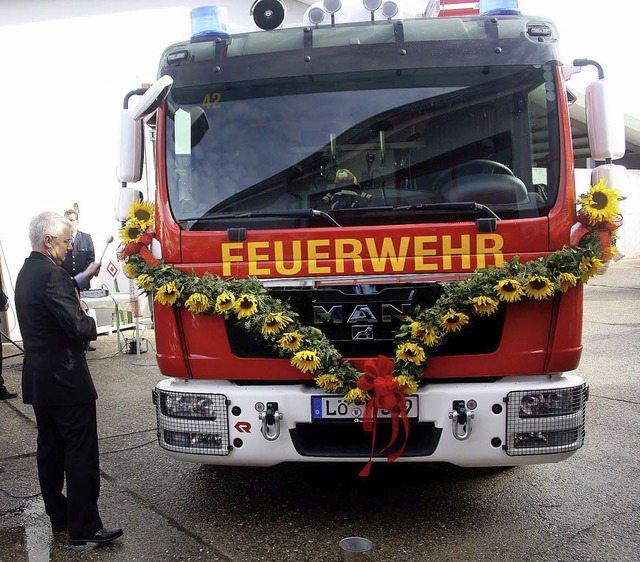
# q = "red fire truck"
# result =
<box><xmin>117</xmin><ymin>0</ymin><xmax>626</xmax><ymax>469</ymax></box>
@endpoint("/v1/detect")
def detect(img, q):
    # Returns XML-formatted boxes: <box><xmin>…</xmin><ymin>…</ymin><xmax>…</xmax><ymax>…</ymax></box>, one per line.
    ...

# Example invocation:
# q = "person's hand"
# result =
<box><xmin>83</xmin><ymin>262</ymin><xmax>102</xmax><ymax>281</ymax></box>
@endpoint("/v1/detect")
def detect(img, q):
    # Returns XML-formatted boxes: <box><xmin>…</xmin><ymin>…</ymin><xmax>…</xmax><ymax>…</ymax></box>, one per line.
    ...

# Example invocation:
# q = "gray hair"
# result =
<box><xmin>29</xmin><ymin>212</ymin><xmax>72</xmax><ymax>248</ymax></box>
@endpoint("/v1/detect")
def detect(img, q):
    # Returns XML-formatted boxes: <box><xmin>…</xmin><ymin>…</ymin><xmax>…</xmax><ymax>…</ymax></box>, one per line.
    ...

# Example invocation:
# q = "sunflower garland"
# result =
<box><xmin>119</xmin><ymin>184</ymin><xmax>621</xmax><ymax>405</ymax></box>
<box><xmin>573</xmin><ymin>178</ymin><xmax>624</xmax><ymax>264</ymax></box>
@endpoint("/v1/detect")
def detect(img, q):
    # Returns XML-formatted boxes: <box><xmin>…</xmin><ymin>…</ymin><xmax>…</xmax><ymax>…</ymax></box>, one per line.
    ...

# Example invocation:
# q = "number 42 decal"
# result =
<box><xmin>202</xmin><ymin>92</ymin><xmax>222</xmax><ymax>109</ymax></box>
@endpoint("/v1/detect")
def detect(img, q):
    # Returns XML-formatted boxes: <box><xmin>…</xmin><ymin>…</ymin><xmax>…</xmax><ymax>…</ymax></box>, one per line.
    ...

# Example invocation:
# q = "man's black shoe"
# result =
<box><xmin>86</xmin><ymin>344</ymin><xmax>97</xmax><ymax>351</ymax></box>
<box><xmin>69</xmin><ymin>528</ymin><xmax>123</xmax><ymax>546</ymax></box>
<box><xmin>0</xmin><ymin>389</ymin><xmax>17</xmax><ymax>400</ymax></box>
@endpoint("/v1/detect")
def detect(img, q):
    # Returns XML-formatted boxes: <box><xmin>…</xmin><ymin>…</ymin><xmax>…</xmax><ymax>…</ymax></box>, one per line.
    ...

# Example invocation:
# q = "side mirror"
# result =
<box><xmin>591</xmin><ymin>163</ymin><xmax>628</xmax><ymax>196</ymax></box>
<box><xmin>115</xmin><ymin>186</ymin><xmax>144</xmax><ymax>222</ymax></box>
<box><xmin>117</xmin><ymin>76</ymin><xmax>173</xmax><ymax>184</ymax></box>
<box><xmin>117</xmin><ymin>107</ymin><xmax>143</xmax><ymax>183</ymax></box>
<box><xmin>584</xmin><ymin>78</ymin><xmax>625</xmax><ymax>161</ymax></box>
<box><xmin>132</xmin><ymin>75</ymin><xmax>173</xmax><ymax>121</ymax></box>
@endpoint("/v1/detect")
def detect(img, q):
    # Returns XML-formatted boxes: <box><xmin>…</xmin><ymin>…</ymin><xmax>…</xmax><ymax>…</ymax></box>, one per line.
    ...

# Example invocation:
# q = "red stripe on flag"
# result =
<box><xmin>438</xmin><ymin>1</ymin><xmax>480</xmax><ymax>16</ymax></box>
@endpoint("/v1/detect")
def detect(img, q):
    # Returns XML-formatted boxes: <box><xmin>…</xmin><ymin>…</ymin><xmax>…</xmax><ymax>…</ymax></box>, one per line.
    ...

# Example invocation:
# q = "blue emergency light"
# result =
<box><xmin>479</xmin><ymin>0</ymin><xmax>520</xmax><ymax>16</ymax></box>
<box><xmin>190</xmin><ymin>6</ymin><xmax>230</xmax><ymax>41</ymax></box>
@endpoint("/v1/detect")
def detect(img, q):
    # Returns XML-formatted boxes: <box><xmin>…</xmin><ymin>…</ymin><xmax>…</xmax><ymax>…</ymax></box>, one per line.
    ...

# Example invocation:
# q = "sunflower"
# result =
<box><xmin>494</xmin><ymin>279</ymin><xmax>524</xmax><ymax>303</ymax></box>
<box><xmin>440</xmin><ymin>308</ymin><xmax>470</xmax><ymax>333</ymax></box>
<box><xmin>345</xmin><ymin>387</ymin><xmax>370</xmax><ymax>404</ymax></box>
<box><xmin>154</xmin><ymin>281</ymin><xmax>180</xmax><ymax>306</ymax></box>
<box><xmin>557</xmin><ymin>272</ymin><xmax>579</xmax><ymax>293</ymax></box>
<box><xmin>523</xmin><ymin>275</ymin><xmax>555</xmax><ymax>300</ymax></box>
<box><xmin>410</xmin><ymin>321</ymin><xmax>440</xmax><ymax>346</ymax></box>
<box><xmin>579</xmin><ymin>255</ymin><xmax>604</xmax><ymax>281</ymax></box>
<box><xmin>137</xmin><ymin>273</ymin><xmax>154</xmax><ymax>292</ymax></box>
<box><xmin>278</xmin><ymin>332</ymin><xmax>304</xmax><ymax>352</ymax></box>
<box><xmin>395</xmin><ymin>375</ymin><xmax>418</xmax><ymax>395</ymax></box>
<box><xmin>123</xmin><ymin>262</ymin><xmax>139</xmax><ymax>279</ymax></box>
<box><xmin>396</xmin><ymin>342</ymin><xmax>426</xmax><ymax>366</ymax></box>
<box><xmin>579</xmin><ymin>179</ymin><xmax>620</xmax><ymax>226</ymax></box>
<box><xmin>127</xmin><ymin>200</ymin><xmax>155</xmax><ymax>229</ymax></box>
<box><xmin>235</xmin><ymin>294</ymin><xmax>258</xmax><ymax>318</ymax></box>
<box><xmin>471</xmin><ymin>295</ymin><xmax>499</xmax><ymax>316</ymax></box>
<box><xmin>120</xmin><ymin>223</ymin><xmax>144</xmax><ymax>244</ymax></box>
<box><xmin>185</xmin><ymin>292</ymin><xmax>211</xmax><ymax>314</ymax></box>
<box><xmin>215</xmin><ymin>291</ymin><xmax>235</xmax><ymax>314</ymax></box>
<box><xmin>422</xmin><ymin>325</ymin><xmax>440</xmax><ymax>346</ymax></box>
<box><xmin>291</xmin><ymin>350</ymin><xmax>321</xmax><ymax>373</ymax></box>
<box><xmin>261</xmin><ymin>312</ymin><xmax>292</xmax><ymax>335</ymax></box>
<box><xmin>315</xmin><ymin>373</ymin><xmax>341</xmax><ymax>392</ymax></box>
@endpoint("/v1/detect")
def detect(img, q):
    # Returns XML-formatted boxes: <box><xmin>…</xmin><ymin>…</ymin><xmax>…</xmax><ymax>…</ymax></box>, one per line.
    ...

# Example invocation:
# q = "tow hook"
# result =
<box><xmin>448</xmin><ymin>400</ymin><xmax>474</xmax><ymax>441</ymax></box>
<box><xmin>259</xmin><ymin>401</ymin><xmax>283</xmax><ymax>441</ymax></box>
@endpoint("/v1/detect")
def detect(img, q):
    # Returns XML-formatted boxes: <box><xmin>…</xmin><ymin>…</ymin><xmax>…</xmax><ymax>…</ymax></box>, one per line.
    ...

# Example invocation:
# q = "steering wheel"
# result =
<box><xmin>434</xmin><ymin>159</ymin><xmax>514</xmax><ymax>192</ymax></box>
<box><xmin>320</xmin><ymin>188</ymin><xmax>372</xmax><ymax>210</ymax></box>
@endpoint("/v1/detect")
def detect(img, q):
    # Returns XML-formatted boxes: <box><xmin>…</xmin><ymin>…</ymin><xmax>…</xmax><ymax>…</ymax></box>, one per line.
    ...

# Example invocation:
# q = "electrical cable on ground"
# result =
<box><xmin>0</xmin><ymin>431</ymin><xmax>158</xmax><ymax>500</ymax></box>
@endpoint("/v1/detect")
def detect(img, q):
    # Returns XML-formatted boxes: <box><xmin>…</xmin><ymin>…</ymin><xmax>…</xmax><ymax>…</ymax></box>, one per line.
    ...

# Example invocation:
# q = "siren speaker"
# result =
<box><xmin>250</xmin><ymin>0</ymin><xmax>286</xmax><ymax>30</ymax></box>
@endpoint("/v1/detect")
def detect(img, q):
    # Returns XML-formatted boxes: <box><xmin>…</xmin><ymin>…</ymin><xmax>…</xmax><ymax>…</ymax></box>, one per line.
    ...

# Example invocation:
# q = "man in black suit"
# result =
<box><xmin>0</xmin><ymin>273</ymin><xmax>18</xmax><ymax>399</ymax></box>
<box><xmin>14</xmin><ymin>211</ymin><xmax>122</xmax><ymax>547</ymax></box>
<box><xmin>61</xmin><ymin>209</ymin><xmax>97</xmax><ymax>351</ymax></box>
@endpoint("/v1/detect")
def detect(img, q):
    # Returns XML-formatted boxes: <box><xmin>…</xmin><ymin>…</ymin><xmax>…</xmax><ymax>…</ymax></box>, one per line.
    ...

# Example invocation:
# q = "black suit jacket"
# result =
<box><xmin>15</xmin><ymin>252</ymin><xmax>98</xmax><ymax>406</ymax></box>
<box><xmin>61</xmin><ymin>230</ymin><xmax>95</xmax><ymax>277</ymax></box>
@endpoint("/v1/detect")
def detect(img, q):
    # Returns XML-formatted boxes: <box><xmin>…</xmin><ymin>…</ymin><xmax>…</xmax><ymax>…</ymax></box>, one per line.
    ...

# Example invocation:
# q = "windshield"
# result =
<box><xmin>165</xmin><ymin>64</ymin><xmax>561</xmax><ymax>230</ymax></box>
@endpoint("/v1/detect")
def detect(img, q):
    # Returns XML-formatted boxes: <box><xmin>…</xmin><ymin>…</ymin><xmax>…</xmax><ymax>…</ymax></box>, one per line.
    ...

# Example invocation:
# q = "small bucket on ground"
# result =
<box><xmin>338</xmin><ymin>536</ymin><xmax>373</xmax><ymax>561</ymax></box>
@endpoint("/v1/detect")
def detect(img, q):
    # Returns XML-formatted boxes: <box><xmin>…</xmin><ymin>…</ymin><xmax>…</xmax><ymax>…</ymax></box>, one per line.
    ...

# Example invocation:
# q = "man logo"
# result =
<box><xmin>347</xmin><ymin>305</ymin><xmax>376</xmax><ymax>323</ymax></box>
<box><xmin>313</xmin><ymin>303</ymin><xmax>410</xmax><ymax>324</ymax></box>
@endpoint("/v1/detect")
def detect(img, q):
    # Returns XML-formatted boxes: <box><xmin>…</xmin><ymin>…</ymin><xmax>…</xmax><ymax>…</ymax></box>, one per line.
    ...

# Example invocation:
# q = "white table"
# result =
<box><xmin>81</xmin><ymin>292</ymin><xmax>142</xmax><ymax>352</ymax></box>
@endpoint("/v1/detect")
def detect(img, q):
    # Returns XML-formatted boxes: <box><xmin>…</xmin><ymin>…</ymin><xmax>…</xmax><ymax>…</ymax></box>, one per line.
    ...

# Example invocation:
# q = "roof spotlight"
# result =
<box><xmin>308</xmin><ymin>6</ymin><xmax>326</xmax><ymax>25</ymax></box>
<box><xmin>363</xmin><ymin>0</ymin><xmax>383</xmax><ymax>11</ymax></box>
<box><xmin>323</xmin><ymin>0</ymin><xmax>342</xmax><ymax>14</ymax></box>
<box><xmin>381</xmin><ymin>0</ymin><xmax>399</xmax><ymax>19</ymax></box>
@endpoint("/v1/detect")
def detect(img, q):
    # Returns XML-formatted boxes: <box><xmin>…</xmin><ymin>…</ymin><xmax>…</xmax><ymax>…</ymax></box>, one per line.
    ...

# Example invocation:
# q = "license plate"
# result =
<box><xmin>311</xmin><ymin>395</ymin><xmax>419</xmax><ymax>422</ymax></box>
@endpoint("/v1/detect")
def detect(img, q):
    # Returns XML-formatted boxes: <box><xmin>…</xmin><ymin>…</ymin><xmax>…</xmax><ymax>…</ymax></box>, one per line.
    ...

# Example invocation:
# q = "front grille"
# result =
<box><xmin>504</xmin><ymin>384</ymin><xmax>588</xmax><ymax>456</ymax></box>
<box><xmin>227</xmin><ymin>283</ymin><xmax>505</xmax><ymax>358</ymax></box>
<box><xmin>154</xmin><ymin>389</ymin><xmax>231</xmax><ymax>456</ymax></box>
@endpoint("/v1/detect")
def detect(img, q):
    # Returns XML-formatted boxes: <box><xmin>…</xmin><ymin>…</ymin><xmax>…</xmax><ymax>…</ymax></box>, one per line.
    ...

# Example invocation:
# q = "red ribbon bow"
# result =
<box><xmin>570</xmin><ymin>210</ymin><xmax>623</xmax><ymax>264</ymax></box>
<box><xmin>118</xmin><ymin>230</ymin><xmax>160</xmax><ymax>267</ymax></box>
<box><xmin>356</xmin><ymin>355</ymin><xmax>410</xmax><ymax>477</ymax></box>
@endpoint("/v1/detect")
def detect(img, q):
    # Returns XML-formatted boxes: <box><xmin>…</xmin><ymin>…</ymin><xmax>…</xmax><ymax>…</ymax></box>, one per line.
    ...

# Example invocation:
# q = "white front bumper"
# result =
<box><xmin>153</xmin><ymin>374</ymin><xmax>587</xmax><ymax>467</ymax></box>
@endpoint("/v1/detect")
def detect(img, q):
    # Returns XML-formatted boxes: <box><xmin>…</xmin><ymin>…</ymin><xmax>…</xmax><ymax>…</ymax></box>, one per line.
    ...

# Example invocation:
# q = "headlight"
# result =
<box><xmin>518</xmin><ymin>388</ymin><xmax>581</xmax><ymax>418</ymax></box>
<box><xmin>154</xmin><ymin>390</ymin><xmax>231</xmax><ymax>456</ymax></box>
<box><xmin>505</xmin><ymin>384</ymin><xmax>588</xmax><ymax>457</ymax></box>
<box><xmin>164</xmin><ymin>430</ymin><xmax>224</xmax><ymax>449</ymax></box>
<box><xmin>161</xmin><ymin>393</ymin><xmax>218</xmax><ymax>419</ymax></box>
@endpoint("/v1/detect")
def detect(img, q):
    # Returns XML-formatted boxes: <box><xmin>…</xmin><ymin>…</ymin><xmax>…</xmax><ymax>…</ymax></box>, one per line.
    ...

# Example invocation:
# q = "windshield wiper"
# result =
<box><xmin>180</xmin><ymin>209</ymin><xmax>342</xmax><ymax>227</ymax></box>
<box><xmin>391</xmin><ymin>202</ymin><xmax>500</xmax><ymax>221</ymax></box>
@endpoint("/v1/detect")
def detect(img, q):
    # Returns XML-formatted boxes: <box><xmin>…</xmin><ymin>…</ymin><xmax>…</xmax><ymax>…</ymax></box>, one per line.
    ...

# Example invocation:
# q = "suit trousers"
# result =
<box><xmin>33</xmin><ymin>402</ymin><xmax>103</xmax><ymax>539</ymax></box>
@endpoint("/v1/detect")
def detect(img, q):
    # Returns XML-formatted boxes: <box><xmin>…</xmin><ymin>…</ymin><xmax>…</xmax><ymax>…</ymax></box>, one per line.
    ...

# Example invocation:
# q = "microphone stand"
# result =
<box><xmin>0</xmin><ymin>329</ymin><xmax>24</xmax><ymax>360</ymax></box>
